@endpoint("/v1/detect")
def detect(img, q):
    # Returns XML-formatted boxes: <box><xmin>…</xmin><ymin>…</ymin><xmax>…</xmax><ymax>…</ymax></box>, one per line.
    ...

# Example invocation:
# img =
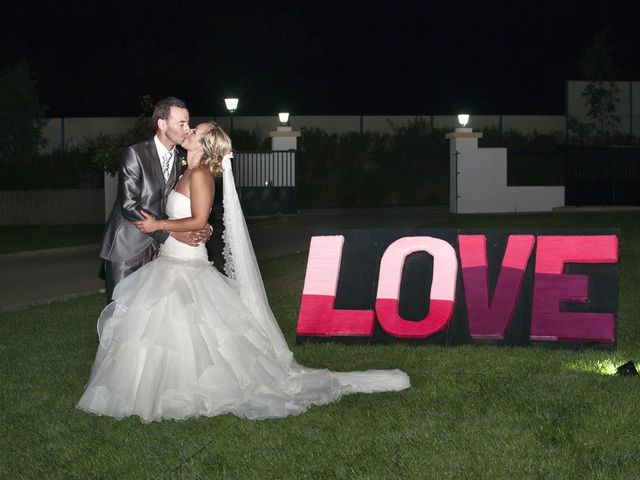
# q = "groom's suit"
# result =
<box><xmin>100</xmin><ymin>138</ymin><xmax>179</xmax><ymax>300</ymax></box>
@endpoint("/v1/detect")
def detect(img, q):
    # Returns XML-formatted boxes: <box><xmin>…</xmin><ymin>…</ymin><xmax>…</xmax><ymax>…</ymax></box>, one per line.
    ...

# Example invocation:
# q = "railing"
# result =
<box><xmin>233</xmin><ymin>151</ymin><xmax>296</xmax><ymax>187</ymax></box>
<box><xmin>507</xmin><ymin>151</ymin><xmax>564</xmax><ymax>186</ymax></box>
<box><xmin>508</xmin><ymin>147</ymin><xmax>640</xmax><ymax>205</ymax></box>
<box><xmin>232</xmin><ymin>151</ymin><xmax>297</xmax><ymax>215</ymax></box>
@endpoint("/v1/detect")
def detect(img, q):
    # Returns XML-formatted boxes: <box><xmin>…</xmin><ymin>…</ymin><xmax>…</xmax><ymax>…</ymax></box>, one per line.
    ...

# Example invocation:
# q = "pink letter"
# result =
<box><xmin>459</xmin><ymin>235</ymin><xmax>535</xmax><ymax>340</ymax></box>
<box><xmin>376</xmin><ymin>237</ymin><xmax>457</xmax><ymax>338</ymax></box>
<box><xmin>297</xmin><ymin>236</ymin><xmax>375</xmax><ymax>336</ymax></box>
<box><xmin>531</xmin><ymin>235</ymin><xmax>618</xmax><ymax>343</ymax></box>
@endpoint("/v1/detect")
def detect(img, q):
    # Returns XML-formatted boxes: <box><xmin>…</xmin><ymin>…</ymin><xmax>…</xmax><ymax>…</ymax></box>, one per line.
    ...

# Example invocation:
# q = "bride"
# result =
<box><xmin>76</xmin><ymin>122</ymin><xmax>409</xmax><ymax>423</ymax></box>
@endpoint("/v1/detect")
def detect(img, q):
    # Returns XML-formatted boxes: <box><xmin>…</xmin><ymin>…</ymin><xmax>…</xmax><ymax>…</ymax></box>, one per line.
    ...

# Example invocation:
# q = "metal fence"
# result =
<box><xmin>233</xmin><ymin>151</ymin><xmax>296</xmax><ymax>187</ymax></box>
<box><xmin>231</xmin><ymin>151</ymin><xmax>297</xmax><ymax>215</ymax></box>
<box><xmin>508</xmin><ymin>147</ymin><xmax>640</xmax><ymax>206</ymax></box>
<box><xmin>507</xmin><ymin>151</ymin><xmax>564</xmax><ymax>186</ymax></box>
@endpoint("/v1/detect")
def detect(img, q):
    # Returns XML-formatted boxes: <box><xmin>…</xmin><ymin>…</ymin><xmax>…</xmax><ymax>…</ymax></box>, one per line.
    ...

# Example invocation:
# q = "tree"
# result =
<box><xmin>0</xmin><ymin>61</ymin><xmax>46</xmax><ymax>163</ymax></box>
<box><xmin>580</xmin><ymin>29</ymin><xmax>621</xmax><ymax>144</ymax></box>
<box><xmin>89</xmin><ymin>95</ymin><xmax>155</xmax><ymax>175</ymax></box>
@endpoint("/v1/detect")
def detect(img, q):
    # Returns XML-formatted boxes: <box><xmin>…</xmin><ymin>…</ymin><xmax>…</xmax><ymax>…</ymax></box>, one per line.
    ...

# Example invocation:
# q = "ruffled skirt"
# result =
<box><xmin>77</xmin><ymin>254</ymin><xmax>410</xmax><ymax>423</ymax></box>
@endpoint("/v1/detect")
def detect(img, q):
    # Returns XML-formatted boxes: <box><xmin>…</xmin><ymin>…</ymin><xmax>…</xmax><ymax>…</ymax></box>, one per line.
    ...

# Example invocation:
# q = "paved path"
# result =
<box><xmin>0</xmin><ymin>245</ymin><xmax>104</xmax><ymax>311</ymax></box>
<box><xmin>0</xmin><ymin>206</ymin><xmax>447</xmax><ymax>312</ymax></box>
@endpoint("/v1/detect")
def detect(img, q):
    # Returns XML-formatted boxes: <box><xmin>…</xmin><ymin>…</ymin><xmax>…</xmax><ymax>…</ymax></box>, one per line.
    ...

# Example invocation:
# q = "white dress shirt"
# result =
<box><xmin>153</xmin><ymin>135</ymin><xmax>175</xmax><ymax>180</ymax></box>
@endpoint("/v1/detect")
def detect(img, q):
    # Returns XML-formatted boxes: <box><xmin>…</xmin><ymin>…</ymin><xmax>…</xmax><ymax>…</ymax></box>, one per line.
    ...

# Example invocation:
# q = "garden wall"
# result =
<box><xmin>40</xmin><ymin>115</ymin><xmax>567</xmax><ymax>153</ymax></box>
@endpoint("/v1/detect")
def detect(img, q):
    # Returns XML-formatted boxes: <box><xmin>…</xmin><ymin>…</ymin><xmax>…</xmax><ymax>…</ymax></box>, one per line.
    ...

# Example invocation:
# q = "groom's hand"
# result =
<box><xmin>133</xmin><ymin>210</ymin><xmax>159</xmax><ymax>233</ymax></box>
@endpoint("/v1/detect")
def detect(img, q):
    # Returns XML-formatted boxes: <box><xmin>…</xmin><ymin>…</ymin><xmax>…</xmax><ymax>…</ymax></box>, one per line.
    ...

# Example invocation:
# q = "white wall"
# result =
<box><xmin>450</xmin><ymin>134</ymin><xmax>564</xmax><ymax>214</ymax></box>
<box><xmin>362</xmin><ymin>115</ymin><xmax>424</xmax><ymax>133</ymax></box>
<box><xmin>566</xmin><ymin>80</ymin><xmax>640</xmax><ymax>136</ymax></box>
<box><xmin>502</xmin><ymin>115</ymin><xmax>565</xmax><ymax>134</ymax></box>
<box><xmin>292</xmin><ymin>115</ymin><xmax>361</xmax><ymax>134</ymax></box>
<box><xmin>42</xmin><ymin>117</ymin><xmax>138</xmax><ymax>151</ymax></box>
<box><xmin>41</xmin><ymin>114</ymin><xmax>576</xmax><ymax>153</ymax></box>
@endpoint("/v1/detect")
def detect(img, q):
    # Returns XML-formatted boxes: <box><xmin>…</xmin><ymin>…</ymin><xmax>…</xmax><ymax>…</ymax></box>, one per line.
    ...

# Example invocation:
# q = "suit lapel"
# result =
<box><xmin>145</xmin><ymin>138</ymin><xmax>164</xmax><ymax>183</ymax></box>
<box><xmin>146</xmin><ymin>138</ymin><xmax>178</xmax><ymax>189</ymax></box>
<box><xmin>143</xmin><ymin>138</ymin><xmax>171</xmax><ymax>214</ymax></box>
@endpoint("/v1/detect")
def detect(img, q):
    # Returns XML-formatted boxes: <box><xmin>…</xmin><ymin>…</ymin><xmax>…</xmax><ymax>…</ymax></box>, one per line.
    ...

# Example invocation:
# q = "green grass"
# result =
<box><xmin>1</xmin><ymin>212</ymin><xmax>640</xmax><ymax>479</ymax></box>
<box><xmin>0</xmin><ymin>224</ymin><xmax>104</xmax><ymax>254</ymax></box>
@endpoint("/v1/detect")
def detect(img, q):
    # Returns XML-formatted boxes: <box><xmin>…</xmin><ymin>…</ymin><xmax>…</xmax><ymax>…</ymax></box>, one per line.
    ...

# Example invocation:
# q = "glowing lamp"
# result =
<box><xmin>224</xmin><ymin>98</ymin><xmax>239</xmax><ymax>113</ymax></box>
<box><xmin>458</xmin><ymin>114</ymin><xmax>470</xmax><ymax>127</ymax></box>
<box><xmin>278</xmin><ymin>112</ymin><xmax>290</xmax><ymax>125</ymax></box>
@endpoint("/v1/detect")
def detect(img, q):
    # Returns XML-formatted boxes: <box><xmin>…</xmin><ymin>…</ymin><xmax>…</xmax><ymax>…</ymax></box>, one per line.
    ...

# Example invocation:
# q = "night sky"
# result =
<box><xmin>2</xmin><ymin>0</ymin><xmax>639</xmax><ymax>117</ymax></box>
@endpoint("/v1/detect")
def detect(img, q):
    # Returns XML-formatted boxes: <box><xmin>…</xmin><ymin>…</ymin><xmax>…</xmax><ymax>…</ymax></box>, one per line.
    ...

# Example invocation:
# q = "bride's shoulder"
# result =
<box><xmin>188</xmin><ymin>166</ymin><xmax>214</xmax><ymax>190</ymax></box>
<box><xmin>190</xmin><ymin>166</ymin><xmax>214</xmax><ymax>181</ymax></box>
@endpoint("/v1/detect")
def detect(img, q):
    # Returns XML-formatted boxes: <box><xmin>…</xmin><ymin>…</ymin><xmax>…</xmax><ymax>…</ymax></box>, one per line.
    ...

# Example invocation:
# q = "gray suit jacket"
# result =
<box><xmin>100</xmin><ymin>138</ymin><xmax>179</xmax><ymax>262</ymax></box>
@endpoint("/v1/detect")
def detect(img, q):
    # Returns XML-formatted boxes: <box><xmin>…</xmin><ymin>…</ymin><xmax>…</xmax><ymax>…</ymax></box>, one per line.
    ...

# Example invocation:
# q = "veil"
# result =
<box><xmin>220</xmin><ymin>154</ymin><xmax>410</xmax><ymax>395</ymax></box>
<box><xmin>221</xmin><ymin>154</ymin><xmax>294</xmax><ymax>365</ymax></box>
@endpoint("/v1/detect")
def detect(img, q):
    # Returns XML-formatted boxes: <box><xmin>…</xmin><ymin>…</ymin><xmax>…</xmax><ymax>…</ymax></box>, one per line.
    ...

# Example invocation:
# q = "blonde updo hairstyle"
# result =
<box><xmin>199</xmin><ymin>121</ymin><xmax>232</xmax><ymax>177</ymax></box>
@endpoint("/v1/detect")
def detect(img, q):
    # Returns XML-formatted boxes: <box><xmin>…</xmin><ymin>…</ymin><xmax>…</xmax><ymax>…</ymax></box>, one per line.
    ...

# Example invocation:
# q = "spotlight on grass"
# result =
<box><xmin>616</xmin><ymin>360</ymin><xmax>638</xmax><ymax>376</ymax></box>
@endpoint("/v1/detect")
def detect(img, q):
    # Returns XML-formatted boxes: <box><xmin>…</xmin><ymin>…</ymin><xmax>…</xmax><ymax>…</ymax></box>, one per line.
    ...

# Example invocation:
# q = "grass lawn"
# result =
<box><xmin>1</xmin><ymin>211</ymin><xmax>640</xmax><ymax>479</ymax></box>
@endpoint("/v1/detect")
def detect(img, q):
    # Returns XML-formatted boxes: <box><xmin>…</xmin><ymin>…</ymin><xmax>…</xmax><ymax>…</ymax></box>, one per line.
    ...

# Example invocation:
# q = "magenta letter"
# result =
<box><xmin>531</xmin><ymin>235</ymin><xmax>618</xmax><ymax>343</ymax></box>
<box><xmin>459</xmin><ymin>234</ymin><xmax>535</xmax><ymax>340</ymax></box>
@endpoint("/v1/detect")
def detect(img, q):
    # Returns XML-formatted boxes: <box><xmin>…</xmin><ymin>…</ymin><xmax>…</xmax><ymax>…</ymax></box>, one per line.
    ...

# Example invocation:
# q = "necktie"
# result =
<box><xmin>162</xmin><ymin>151</ymin><xmax>173</xmax><ymax>181</ymax></box>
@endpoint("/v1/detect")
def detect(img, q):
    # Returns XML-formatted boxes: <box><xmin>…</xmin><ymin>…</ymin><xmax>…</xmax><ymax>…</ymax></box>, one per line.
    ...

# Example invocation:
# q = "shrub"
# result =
<box><xmin>0</xmin><ymin>144</ymin><xmax>102</xmax><ymax>190</ymax></box>
<box><xmin>297</xmin><ymin>118</ymin><xmax>450</xmax><ymax>207</ymax></box>
<box><xmin>0</xmin><ymin>61</ymin><xmax>46</xmax><ymax>165</ymax></box>
<box><xmin>88</xmin><ymin>96</ymin><xmax>155</xmax><ymax>176</ymax></box>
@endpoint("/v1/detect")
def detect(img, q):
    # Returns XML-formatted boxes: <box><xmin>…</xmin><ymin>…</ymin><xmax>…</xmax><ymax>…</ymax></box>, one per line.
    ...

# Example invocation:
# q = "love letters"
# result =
<box><xmin>297</xmin><ymin>229</ymin><xmax>619</xmax><ymax>348</ymax></box>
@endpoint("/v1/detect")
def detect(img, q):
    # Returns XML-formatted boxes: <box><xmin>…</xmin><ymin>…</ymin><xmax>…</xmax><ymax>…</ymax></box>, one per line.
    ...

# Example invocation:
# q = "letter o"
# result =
<box><xmin>375</xmin><ymin>236</ymin><xmax>457</xmax><ymax>338</ymax></box>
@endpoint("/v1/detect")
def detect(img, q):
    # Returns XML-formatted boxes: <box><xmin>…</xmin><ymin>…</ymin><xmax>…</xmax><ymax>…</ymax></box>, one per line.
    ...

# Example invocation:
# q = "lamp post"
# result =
<box><xmin>224</xmin><ymin>97</ymin><xmax>238</xmax><ymax>133</ymax></box>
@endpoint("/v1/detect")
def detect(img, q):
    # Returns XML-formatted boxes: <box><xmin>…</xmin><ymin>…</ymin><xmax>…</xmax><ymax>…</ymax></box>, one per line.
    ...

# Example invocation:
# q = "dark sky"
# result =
<box><xmin>2</xmin><ymin>0</ymin><xmax>639</xmax><ymax>117</ymax></box>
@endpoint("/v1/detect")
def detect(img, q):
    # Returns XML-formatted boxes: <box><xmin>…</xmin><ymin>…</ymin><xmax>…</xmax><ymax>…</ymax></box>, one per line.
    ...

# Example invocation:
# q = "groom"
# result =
<box><xmin>100</xmin><ymin>97</ymin><xmax>209</xmax><ymax>301</ymax></box>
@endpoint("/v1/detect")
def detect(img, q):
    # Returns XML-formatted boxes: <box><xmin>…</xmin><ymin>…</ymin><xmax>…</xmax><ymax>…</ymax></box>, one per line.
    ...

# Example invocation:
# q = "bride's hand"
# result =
<box><xmin>133</xmin><ymin>210</ymin><xmax>160</xmax><ymax>233</ymax></box>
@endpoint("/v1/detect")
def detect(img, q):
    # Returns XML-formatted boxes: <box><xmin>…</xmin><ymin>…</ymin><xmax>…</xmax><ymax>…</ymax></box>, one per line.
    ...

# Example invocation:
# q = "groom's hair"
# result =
<box><xmin>152</xmin><ymin>97</ymin><xmax>188</xmax><ymax>131</ymax></box>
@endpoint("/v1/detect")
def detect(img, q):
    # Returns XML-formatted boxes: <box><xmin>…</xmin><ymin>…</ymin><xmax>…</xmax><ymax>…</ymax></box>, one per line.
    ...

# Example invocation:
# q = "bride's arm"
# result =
<box><xmin>134</xmin><ymin>169</ymin><xmax>213</xmax><ymax>233</ymax></box>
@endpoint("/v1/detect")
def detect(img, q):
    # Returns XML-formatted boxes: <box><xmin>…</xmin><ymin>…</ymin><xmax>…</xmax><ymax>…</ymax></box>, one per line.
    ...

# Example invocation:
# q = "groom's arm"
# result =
<box><xmin>118</xmin><ymin>147</ymin><xmax>170</xmax><ymax>243</ymax></box>
<box><xmin>118</xmin><ymin>147</ymin><xmax>209</xmax><ymax>247</ymax></box>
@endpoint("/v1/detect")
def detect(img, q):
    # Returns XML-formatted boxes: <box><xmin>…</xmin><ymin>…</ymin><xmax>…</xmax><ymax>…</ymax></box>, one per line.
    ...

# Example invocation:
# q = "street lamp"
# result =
<box><xmin>457</xmin><ymin>114</ymin><xmax>470</xmax><ymax>128</ymax></box>
<box><xmin>278</xmin><ymin>112</ymin><xmax>290</xmax><ymax>126</ymax></box>
<box><xmin>224</xmin><ymin>97</ymin><xmax>239</xmax><ymax>132</ymax></box>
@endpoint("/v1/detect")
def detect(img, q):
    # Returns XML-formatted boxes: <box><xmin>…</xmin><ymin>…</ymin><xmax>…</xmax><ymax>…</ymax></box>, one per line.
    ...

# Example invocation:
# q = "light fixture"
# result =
<box><xmin>278</xmin><ymin>112</ymin><xmax>290</xmax><ymax>126</ymax></box>
<box><xmin>224</xmin><ymin>98</ymin><xmax>239</xmax><ymax>113</ymax></box>
<box><xmin>458</xmin><ymin>114</ymin><xmax>470</xmax><ymax>128</ymax></box>
<box><xmin>224</xmin><ymin>98</ymin><xmax>239</xmax><ymax>133</ymax></box>
<box><xmin>616</xmin><ymin>360</ymin><xmax>638</xmax><ymax>376</ymax></box>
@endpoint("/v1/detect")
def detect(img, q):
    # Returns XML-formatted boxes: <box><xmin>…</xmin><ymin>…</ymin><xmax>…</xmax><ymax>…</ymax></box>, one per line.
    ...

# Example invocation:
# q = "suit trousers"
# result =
<box><xmin>104</xmin><ymin>244</ymin><xmax>158</xmax><ymax>302</ymax></box>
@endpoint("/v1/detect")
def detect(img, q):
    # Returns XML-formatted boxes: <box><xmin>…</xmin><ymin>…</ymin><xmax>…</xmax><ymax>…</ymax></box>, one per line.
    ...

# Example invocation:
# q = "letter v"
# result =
<box><xmin>458</xmin><ymin>234</ymin><xmax>535</xmax><ymax>340</ymax></box>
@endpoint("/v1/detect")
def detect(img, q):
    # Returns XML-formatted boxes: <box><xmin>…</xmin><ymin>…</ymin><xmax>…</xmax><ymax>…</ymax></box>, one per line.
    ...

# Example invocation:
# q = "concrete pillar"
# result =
<box><xmin>445</xmin><ymin>128</ymin><xmax>564</xmax><ymax>213</ymax></box>
<box><xmin>269</xmin><ymin>126</ymin><xmax>301</xmax><ymax>151</ymax></box>
<box><xmin>445</xmin><ymin>128</ymin><xmax>483</xmax><ymax>213</ymax></box>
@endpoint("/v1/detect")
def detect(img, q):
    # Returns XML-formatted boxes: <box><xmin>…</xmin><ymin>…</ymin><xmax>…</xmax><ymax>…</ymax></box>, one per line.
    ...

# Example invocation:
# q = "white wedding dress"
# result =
<box><xmin>77</xmin><ymin>172</ymin><xmax>409</xmax><ymax>423</ymax></box>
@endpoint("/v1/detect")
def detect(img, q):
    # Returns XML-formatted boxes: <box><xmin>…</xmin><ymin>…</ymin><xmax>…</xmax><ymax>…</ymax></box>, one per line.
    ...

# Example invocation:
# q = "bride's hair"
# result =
<box><xmin>200</xmin><ymin>122</ymin><xmax>232</xmax><ymax>177</ymax></box>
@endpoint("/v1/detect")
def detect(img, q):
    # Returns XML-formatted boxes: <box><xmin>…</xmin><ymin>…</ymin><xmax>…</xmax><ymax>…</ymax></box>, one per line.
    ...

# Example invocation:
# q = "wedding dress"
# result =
<box><xmin>76</xmin><ymin>157</ymin><xmax>409</xmax><ymax>423</ymax></box>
